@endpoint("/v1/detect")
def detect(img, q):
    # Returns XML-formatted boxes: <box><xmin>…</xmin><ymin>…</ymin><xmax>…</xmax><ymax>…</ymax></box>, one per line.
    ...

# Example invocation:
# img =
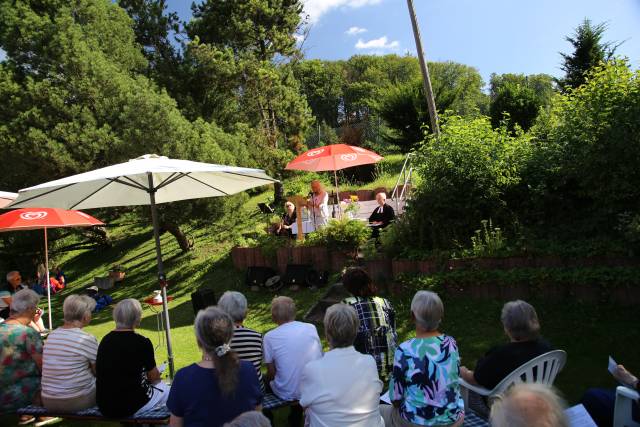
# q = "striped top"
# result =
<box><xmin>230</xmin><ymin>326</ymin><xmax>264</xmax><ymax>390</ymax></box>
<box><xmin>41</xmin><ymin>327</ymin><xmax>99</xmax><ymax>399</ymax></box>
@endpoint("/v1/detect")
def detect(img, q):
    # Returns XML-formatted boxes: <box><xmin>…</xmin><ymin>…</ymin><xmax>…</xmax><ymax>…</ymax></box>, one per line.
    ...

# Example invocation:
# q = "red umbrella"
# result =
<box><xmin>285</xmin><ymin>144</ymin><xmax>384</xmax><ymax>216</ymax></box>
<box><xmin>0</xmin><ymin>208</ymin><xmax>104</xmax><ymax>329</ymax></box>
<box><xmin>285</xmin><ymin>144</ymin><xmax>383</xmax><ymax>172</ymax></box>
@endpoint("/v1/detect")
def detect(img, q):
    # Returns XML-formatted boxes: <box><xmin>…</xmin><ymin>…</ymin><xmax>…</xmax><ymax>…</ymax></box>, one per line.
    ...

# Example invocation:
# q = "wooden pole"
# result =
<box><xmin>406</xmin><ymin>0</ymin><xmax>440</xmax><ymax>137</ymax></box>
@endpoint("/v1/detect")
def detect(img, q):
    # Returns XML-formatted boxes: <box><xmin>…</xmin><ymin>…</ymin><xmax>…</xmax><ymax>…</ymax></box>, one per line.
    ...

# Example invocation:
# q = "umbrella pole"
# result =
<box><xmin>44</xmin><ymin>228</ymin><xmax>52</xmax><ymax>330</ymax></box>
<box><xmin>147</xmin><ymin>173</ymin><xmax>175</xmax><ymax>380</ymax></box>
<box><xmin>333</xmin><ymin>170</ymin><xmax>342</xmax><ymax>219</ymax></box>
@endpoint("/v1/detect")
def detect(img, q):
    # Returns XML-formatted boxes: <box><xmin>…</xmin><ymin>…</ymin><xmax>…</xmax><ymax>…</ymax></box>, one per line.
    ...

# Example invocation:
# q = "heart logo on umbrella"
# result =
<box><xmin>306</xmin><ymin>148</ymin><xmax>325</xmax><ymax>157</ymax></box>
<box><xmin>20</xmin><ymin>212</ymin><xmax>48</xmax><ymax>220</ymax></box>
<box><xmin>340</xmin><ymin>154</ymin><xmax>358</xmax><ymax>162</ymax></box>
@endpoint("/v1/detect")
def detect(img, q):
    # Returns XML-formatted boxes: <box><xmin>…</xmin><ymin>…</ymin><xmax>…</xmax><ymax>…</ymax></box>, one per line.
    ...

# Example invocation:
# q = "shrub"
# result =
<box><xmin>305</xmin><ymin>218</ymin><xmax>371</xmax><ymax>253</ymax></box>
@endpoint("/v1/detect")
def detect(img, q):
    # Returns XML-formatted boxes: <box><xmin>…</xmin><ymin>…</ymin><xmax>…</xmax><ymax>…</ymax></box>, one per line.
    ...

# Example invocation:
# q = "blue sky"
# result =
<box><xmin>1</xmin><ymin>0</ymin><xmax>637</xmax><ymax>85</ymax></box>
<box><xmin>167</xmin><ymin>0</ymin><xmax>640</xmax><ymax>84</ymax></box>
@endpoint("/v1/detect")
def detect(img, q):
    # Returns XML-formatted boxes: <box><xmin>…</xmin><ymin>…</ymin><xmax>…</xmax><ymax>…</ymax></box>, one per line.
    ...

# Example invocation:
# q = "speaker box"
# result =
<box><xmin>246</xmin><ymin>266</ymin><xmax>277</xmax><ymax>288</ymax></box>
<box><xmin>284</xmin><ymin>264</ymin><xmax>319</xmax><ymax>288</ymax></box>
<box><xmin>191</xmin><ymin>288</ymin><xmax>217</xmax><ymax>315</ymax></box>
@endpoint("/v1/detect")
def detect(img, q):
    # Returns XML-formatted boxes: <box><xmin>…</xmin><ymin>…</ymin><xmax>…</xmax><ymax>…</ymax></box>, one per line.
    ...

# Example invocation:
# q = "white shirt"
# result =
<box><xmin>300</xmin><ymin>346</ymin><xmax>384</xmax><ymax>427</ymax></box>
<box><xmin>42</xmin><ymin>327</ymin><xmax>99</xmax><ymax>399</ymax></box>
<box><xmin>263</xmin><ymin>321</ymin><xmax>323</xmax><ymax>401</ymax></box>
<box><xmin>311</xmin><ymin>192</ymin><xmax>329</xmax><ymax>227</ymax></box>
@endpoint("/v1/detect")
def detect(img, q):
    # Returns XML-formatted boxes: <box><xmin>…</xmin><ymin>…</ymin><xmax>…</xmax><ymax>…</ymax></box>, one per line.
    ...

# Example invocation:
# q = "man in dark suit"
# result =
<box><xmin>368</xmin><ymin>192</ymin><xmax>395</xmax><ymax>238</ymax></box>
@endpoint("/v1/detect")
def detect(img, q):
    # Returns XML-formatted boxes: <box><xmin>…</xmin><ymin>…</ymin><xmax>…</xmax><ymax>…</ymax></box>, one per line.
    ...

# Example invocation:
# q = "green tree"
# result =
<box><xmin>380</xmin><ymin>61</ymin><xmax>488</xmax><ymax>150</ymax></box>
<box><xmin>489</xmin><ymin>73</ymin><xmax>555</xmax><ymax>131</ymax></box>
<box><xmin>559</xmin><ymin>19</ymin><xmax>619</xmax><ymax>91</ymax></box>
<box><xmin>0</xmin><ymin>0</ymin><xmax>252</xmax><ymax>251</ymax></box>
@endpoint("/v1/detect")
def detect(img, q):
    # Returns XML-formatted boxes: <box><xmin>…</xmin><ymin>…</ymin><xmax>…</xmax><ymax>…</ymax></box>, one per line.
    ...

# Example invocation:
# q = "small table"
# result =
<box><xmin>143</xmin><ymin>296</ymin><xmax>174</xmax><ymax>350</ymax></box>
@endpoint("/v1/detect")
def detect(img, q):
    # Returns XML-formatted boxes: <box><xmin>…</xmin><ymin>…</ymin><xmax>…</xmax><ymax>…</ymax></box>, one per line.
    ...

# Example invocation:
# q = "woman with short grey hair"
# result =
<box><xmin>96</xmin><ymin>298</ymin><xmax>169</xmax><ymax>418</ymax></box>
<box><xmin>460</xmin><ymin>300</ymin><xmax>553</xmax><ymax>417</ymax></box>
<box><xmin>0</xmin><ymin>289</ymin><xmax>44</xmax><ymax>418</ymax></box>
<box><xmin>300</xmin><ymin>304</ymin><xmax>384</xmax><ymax>427</ymax></box>
<box><xmin>381</xmin><ymin>291</ymin><xmax>464</xmax><ymax>427</ymax></box>
<box><xmin>218</xmin><ymin>291</ymin><xmax>264</xmax><ymax>390</ymax></box>
<box><xmin>42</xmin><ymin>295</ymin><xmax>99</xmax><ymax>412</ymax></box>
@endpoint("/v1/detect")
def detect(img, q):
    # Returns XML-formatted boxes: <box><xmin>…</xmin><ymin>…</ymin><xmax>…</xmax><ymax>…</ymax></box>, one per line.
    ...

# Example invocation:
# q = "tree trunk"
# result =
<box><xmin>160</xmin><ymin>221</ymin><xmax>192</xmax><ymax>253</ymax></box>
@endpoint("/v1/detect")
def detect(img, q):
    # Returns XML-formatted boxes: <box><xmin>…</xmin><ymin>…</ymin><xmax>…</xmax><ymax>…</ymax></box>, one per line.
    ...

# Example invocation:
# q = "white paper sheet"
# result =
<box><xmin>565</xmin><ymin>404</ymin><xmax>597</xmax><ymax>427</ymax></box>
<box><xmin>609</xmin><ymin>355</ymin><xmax>618</xmax><ymax>375</ymax></box>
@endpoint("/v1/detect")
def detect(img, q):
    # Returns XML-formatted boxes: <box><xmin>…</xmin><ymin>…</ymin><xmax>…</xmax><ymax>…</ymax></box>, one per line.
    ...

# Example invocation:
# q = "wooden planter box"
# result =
<box><xmin>231</xmin><ymin>247</ymin><xmax>249</xmax><ymax>270</ymax></box>
<box><xmin>330</xmin><ymin>251</ymin><xmax>351</xmax><ymax>272</ymax></box>
<box><xmin>276</xmin><ymin>247</ymin><xmax>291</xmax><ymax>275</ymax></box>
<box><xmin>356</xmin><ymin>190</ymin><xmax>374</xmax><ymax>201</ymax></box>
<box><xmin>447</xmin><ymin>258</ymin><xmax>471</xmax><ymax>271</ymax></box>
<box><xmin>392</xmin><ymin>259</ymin><xmax>418</xmax><ymax>277</ymax></box>
<box><xmin>309</xmin><ymin>246</ymin><xmax>330</xmax><ymax>272</ymax></box>
<box><xmin>364</xmin><ymin>258</ymin><xmax>392</xmax><ymax>283</ymax></box>
<box><xmin>417</xmin><ymin>260</ymin><xmax>437</xmax><ymax>275</ymax></box>
<box><xmin>339</xmin><ymin>191</ymin><xmax>355</xmax><ymax>201</ymax></box>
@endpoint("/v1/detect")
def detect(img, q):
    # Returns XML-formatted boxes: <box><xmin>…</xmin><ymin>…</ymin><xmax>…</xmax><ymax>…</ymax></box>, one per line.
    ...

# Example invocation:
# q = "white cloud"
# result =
<box><xmin>355</xmin><ymin>36</ymin><xmax>399</xmax><ymax>50</ymax></box>
<box><xmin>303</xmin><ymin>0</ymin><xmax>383</xmax><ymax>23</ymax></box>
<box><xmin>346</xmin><ymin>26</ymin><xmax>367</xmax><ymax>36</ymax></box>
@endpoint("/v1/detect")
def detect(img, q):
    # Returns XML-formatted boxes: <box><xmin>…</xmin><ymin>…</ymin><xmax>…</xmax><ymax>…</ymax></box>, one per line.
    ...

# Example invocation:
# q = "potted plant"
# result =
<box><xmin>306</xmin><ymin>218</ymin><xmax>371</xmax><ymax>272</ymax></box>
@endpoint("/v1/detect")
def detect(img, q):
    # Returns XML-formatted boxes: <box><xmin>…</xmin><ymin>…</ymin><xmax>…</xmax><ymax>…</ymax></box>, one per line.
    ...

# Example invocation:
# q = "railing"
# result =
<box><xmin>390</xmin><ymin>153</ymin><xmax>414</xmax><ymax>214</ymax></box>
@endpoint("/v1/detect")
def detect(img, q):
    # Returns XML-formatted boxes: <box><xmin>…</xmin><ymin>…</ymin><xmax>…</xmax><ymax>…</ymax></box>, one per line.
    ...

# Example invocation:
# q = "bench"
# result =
<box><xmin>17</xmin><ymin>405</ymin><xmax>170</xmax><ymax>425</ymax></box>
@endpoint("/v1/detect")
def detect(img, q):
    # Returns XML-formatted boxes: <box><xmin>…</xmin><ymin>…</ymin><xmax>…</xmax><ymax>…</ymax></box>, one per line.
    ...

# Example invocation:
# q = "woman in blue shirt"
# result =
<box><xmin>167</xmin><ymin>307</ymin><xmax>263</xmax><ymax>427</ymax></box>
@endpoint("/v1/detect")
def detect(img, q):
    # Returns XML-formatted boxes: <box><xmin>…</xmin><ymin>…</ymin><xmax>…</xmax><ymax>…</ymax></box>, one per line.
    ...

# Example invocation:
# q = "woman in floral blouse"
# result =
<box><xmin>0</xmin><ymin>289</ymin><xmax>44</xmax><ymax>422</ymax></box>
<box><xmin>381</xmin><ymin>290</ymin><xmax>464</xmax><ymax>427</ymax></box>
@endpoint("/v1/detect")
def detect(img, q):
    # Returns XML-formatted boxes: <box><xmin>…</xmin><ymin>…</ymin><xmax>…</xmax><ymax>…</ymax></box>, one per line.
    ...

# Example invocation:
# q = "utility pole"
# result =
<box><xmin>406</xmin><ymin>0</ymin><xmax>440</xmax><ymax>137</ymax></box>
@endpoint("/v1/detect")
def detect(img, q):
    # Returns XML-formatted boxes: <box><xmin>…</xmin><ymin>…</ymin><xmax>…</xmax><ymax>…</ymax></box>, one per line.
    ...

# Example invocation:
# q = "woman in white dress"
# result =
<box><xmin>308</xmin><ymin>180</ymin><xmax>329</xmax><ymax>229</ymax></box>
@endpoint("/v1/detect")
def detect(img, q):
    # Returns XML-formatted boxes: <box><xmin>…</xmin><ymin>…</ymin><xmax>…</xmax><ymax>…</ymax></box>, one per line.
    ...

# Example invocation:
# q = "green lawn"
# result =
<box><xmin>2</xmin><ymin>187</ymin><xmax>639</xmax><ymax>426</ymax></box>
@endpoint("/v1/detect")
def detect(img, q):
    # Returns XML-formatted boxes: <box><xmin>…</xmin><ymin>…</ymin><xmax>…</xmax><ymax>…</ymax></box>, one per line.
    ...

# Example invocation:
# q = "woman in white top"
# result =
<box><xmin>308</xmin><ymin>180</ymin><xmax>329</xmax><ymax>229</ymax></box>
<box><xmin>42</xmin><ymin>294</ymin><xmax>99</xmax><ymax>412</ymax></box>
<box><xmin>300</xmin><ymin>303</ymin><xmax>384</xmax><ymax>427</ymax></box>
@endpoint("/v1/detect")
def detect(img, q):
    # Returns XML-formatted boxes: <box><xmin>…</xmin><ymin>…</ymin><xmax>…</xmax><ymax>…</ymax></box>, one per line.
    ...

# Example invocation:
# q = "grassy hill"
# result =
<box><xmin>2</xmin><ymin>162</ymin><xmax>640</xmax><ymax>425</ymax></box>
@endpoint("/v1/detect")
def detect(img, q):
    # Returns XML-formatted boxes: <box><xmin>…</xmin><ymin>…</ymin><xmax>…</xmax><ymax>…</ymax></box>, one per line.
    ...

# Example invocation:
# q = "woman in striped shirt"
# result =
<box><xmin>41</xmin><ymin>294</ymin><xmax>99</xmax><ymax>412</ymax></box>
<box><xmin>217</xmin><ymin>291</ymin><xmax>264</xmax><ymax>391</ymax></box>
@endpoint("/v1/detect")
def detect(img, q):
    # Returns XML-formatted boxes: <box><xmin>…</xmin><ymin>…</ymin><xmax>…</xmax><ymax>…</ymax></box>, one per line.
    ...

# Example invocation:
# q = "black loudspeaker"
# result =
<box><xmin>246</xmin><ymin>266</ymin><xmax>278</xmax><ymax>288</ymax></box>
<box><xmin>284</xmin><ymin>264</ymin><xmax>319</xmax><ymax>288</ymax></box>
<box><xmin>191</xmin><ymin>288</ymin><xmax>217</xmax><ymax>315</ymax></box>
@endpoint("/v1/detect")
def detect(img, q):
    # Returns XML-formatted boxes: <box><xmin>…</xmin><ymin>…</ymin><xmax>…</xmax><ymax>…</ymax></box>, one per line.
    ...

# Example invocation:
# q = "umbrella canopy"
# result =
<box><xmin>9</xmin><ymin>154</ymin><xmax>277</xmax><ymax>210</ymax></box>
<box><xmin>285</xmin><ymin>144</ymin><xmax>383</xmax><ymax>172</ymax></box>
<box><xmin>0</xmin><ymin>191</ymin><xmax>17</xmax><ymax>209</ymax></box>
<box><xmin>0</xmin><ymin>208</ymin><xmax>103</xmax><ymax>230</ymax></box>
<box><xmin>0</xmin><ymin>208</ymin><xmax>104</xmax><ymax>330</ymax></box>
<box><xmin>8</xmin><ymin>154</ymin><xmax>278</xmax><ymax>379</ymax></box>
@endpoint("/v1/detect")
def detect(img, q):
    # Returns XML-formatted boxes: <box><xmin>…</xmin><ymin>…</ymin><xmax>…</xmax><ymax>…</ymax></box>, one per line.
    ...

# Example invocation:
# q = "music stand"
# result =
<box><xmin>257</xmin><ymin>203</ymin><xmax>275</xmax><ymax>230</ymax></box>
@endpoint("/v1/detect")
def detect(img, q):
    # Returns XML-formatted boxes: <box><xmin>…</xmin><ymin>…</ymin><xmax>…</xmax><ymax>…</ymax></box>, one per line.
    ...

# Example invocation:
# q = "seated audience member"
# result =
<box><xmin>460</xmin><ymin>300</ymin><xmax>552</xmax><ymax>389</ymax></box>
<box><xmin>167</xmin><ymin>307</ymin><xmax>262</xmax><ymax>427</ymax></box>
<box><xmin>0</xmin><ymin>271</ymin><xmax>46</xmax><ymax>334</ymax></box>
<box><xmin>223</xmin><ymin>411</ymin><xmax>272</xmax><ymax>427</ymax></box>
<box><xmin>276</xmin><ymin>201</ymin><xmax>297</xmax><ymax>238</ymax></box>
<box><xmin>42</xmin><ymin>295</ymin><xmax>98</xmax><ymax>412</ymax></box>
<box><xmin>490</xmin><ymin>383</ymin><xmax>569</xmax><ymax>427</ymax></box>
<box><xmin>581</xmin><ymin>364</ymin><xmax>640</xmax><ymax>427</ymax></box>
<box><xmin>263</xmin><ymin>296</ymin><xmax>322</xmax><ymax>426</ymax></box>
<box><xmin>300</xmin><ymin>303</ymin><xmax>384</xmax><ymax>427</ymax></box>
<box><xmin>341</xmin><ymin>267</ymin><xmax>397</xmax><ymax>381</ymax></box>
<box><xmin>96</xmin><ymin>298</ymin><xmax>169</xmax><ymax>418</ymax></box>
<box><xmin>1</xmin><ymin>271</ymin><xmax>28</xmax><ymax>319</ymax></box>
<box><xmin>0</xmin><ymin>290</ymin><xmax>45</xmax><ymax>420</ymax></box>
<box><xmin>381</xmin><ymin>291</ymin><xmax>464</xmax><ymax>427</ymax></box>
<box><xmin>368</xmin><ymin>192</ymin><xmax>395</xmax><ymax>238</ymax></box>
<box><xmin>218</xmin><ymin>291</ymin><xmax>264</xmax><ymax>390</ymax></box>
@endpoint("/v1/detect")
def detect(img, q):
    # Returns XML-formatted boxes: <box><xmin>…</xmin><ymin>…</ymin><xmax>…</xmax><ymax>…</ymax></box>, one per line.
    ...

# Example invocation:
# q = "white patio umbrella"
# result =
<box><xmin>8</xmin><ymin>154</ymin><xmax>278</xmax><ymax>378</ymax></box>
<box><xmin>0</xmin><ymin>191</ymin><xmax>17</xmax><ymax>208</ymax></box>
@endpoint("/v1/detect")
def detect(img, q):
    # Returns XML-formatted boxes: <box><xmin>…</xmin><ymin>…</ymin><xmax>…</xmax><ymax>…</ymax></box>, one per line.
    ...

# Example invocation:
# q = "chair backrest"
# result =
<box><xmin>490</xmin><ymin>350</ymin><xmax>567</xmax><ymax>398</ymax></box>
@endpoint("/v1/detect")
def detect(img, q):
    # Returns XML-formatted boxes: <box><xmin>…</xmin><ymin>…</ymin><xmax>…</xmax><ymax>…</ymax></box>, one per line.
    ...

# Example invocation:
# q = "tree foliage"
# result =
<box><xmin>559</xmin><ymin>19</ymin><xmax>619</xmax><ymax>91</ymax></box>
<box><xmin>489</xmin><ymin>73</ymin><xmax>555</xmax><ymax>131</ymax></box>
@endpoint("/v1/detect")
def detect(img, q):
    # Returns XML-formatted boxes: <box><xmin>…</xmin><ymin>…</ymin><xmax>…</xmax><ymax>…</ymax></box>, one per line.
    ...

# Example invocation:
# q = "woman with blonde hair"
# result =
<box><xmin>167</xmin><ymin>307</ymin><xmax>262</xmax><ymax>427</ymax></box>
<box><xmin>308</xmin><ymin>180</ymin><xmax>329</xmax><ymax>229</ymax></box>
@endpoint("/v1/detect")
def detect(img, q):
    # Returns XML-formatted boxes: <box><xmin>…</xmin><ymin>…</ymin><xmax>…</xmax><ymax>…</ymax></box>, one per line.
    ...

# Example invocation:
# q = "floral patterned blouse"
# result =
<box><xmin>388</xmin><ymin>335</ymin><xmax>464</xmax><ymax>426</ymax></box>
<box><xmin>0</xmin><ymin>322</ymin><xmax>43</xmax><ymax>412</ymax></box>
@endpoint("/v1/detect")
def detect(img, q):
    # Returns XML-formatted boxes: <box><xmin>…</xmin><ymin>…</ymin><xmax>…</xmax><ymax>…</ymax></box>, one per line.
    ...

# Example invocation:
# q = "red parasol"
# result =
<box><xmin>285</xmin><ymin>144</ymin><xmax>384</xmax><ymax>217</ymax></box>
<box><xmin>285</xmin><ymin>144</ymin><xmax>383</xmax><ymax>172</ymax></box>
<box><xmin>0</xmin><ymin>208</ymin><xmax>104</xmax><ymax>329</ymax></box>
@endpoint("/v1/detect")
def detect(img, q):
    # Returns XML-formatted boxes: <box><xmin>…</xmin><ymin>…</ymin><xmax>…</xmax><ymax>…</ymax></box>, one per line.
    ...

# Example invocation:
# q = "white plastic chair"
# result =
<box><xmin>614</xmin><ymin>385</ymin><xmax>640</xmax><ymax>427</ymax></box>
<box><xmin>459</xmin><ymin>349</ymin><xmax>567</xmax><ymax>410</ymax></box>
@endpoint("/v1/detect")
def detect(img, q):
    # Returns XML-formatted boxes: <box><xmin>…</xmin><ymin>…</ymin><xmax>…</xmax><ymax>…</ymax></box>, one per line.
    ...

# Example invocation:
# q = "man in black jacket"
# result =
<box><xmin>368</xmin><ymin>192</ymin><xmax>395</xmax><ymax>238</ymax></box>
